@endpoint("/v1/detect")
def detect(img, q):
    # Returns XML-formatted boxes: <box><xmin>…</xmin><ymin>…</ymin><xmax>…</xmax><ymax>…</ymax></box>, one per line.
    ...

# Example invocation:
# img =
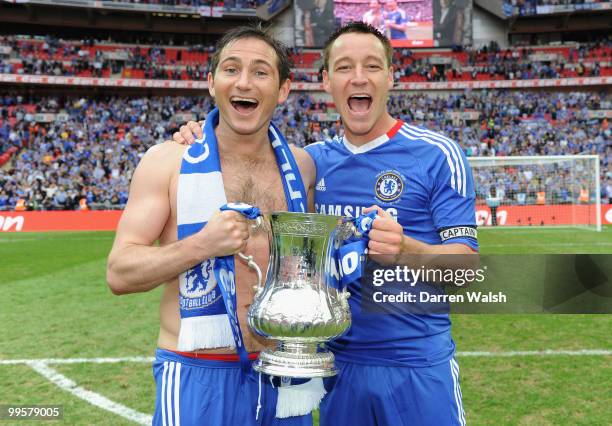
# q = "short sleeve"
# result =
<box><xmin>428</xmin><ymin>140</ymin><xmax>479</xmax><ymax>251</ymax></box>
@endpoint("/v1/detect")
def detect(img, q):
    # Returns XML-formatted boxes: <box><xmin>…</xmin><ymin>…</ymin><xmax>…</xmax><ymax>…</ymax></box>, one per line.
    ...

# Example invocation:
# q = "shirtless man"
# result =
<box><xmin>106</xmin><ymin>26</ymin><xmax>315</xmax><ymax>426</ymax></box>
<box><xmin>362</xmin><ymin>0</ymin><xmax>384</xmax><ymax>34</ymax></box>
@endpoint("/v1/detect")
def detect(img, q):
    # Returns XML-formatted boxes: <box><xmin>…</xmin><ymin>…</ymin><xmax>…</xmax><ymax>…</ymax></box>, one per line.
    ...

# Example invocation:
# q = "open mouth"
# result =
<box><xmin>230</xmin><ymin>97</ymin><xmax>259</xmax><ymax>114</ymax></box>
<box><xmin>347</xmin><ymin>94</ymin><xmax>372</xmax><ymax>113</ymax></box>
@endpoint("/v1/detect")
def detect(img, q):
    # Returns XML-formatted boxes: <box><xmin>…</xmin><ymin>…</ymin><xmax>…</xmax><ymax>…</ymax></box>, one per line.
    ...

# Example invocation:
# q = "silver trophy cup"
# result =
<box><xmin>246</xmin><ymin>212</ymin><xmax>355</xmax><ymax>378</ymax></box>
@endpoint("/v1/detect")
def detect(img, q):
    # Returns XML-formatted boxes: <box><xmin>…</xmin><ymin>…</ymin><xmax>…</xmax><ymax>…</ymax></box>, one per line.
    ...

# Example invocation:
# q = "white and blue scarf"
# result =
<box><xmin>176</xmin><ymin>108</ymin><xmax>307</xmax><ymax>369</ymax></box>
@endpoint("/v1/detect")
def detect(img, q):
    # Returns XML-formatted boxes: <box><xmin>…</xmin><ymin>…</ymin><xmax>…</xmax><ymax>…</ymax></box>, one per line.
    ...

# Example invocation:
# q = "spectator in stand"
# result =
<box><xmin>605</xmin><ymin>179</ymin><xmax>612</xmax><ymax>204</ymax></box>
<box><xmin>486</xmin><ymin>186</ymin><xmax>502</xmax><ymax>226</ymax></box>
<box><xmin>0</xmin><ymin>190</ymin><xmax>8</xmax><ymax>210</ymax></box>
<box><xmin>52</xmin><ymin>185</ymin><xmax>69</xmax><ymax>209</ymax></box>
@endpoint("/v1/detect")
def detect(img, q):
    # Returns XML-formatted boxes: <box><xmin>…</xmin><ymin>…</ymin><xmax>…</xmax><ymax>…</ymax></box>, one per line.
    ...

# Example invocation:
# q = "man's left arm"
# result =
<box><xmin>366</xmin><ymin>145</ymin><xmax>479</xmax><ymax>269</ymax></box>
<box><xmin>364</xmin><ymin>205</ymin><xmax>475</xmax><ymax>274</ymax></box>
<box><xmin>365</xmin><ymin>208</ymin><xmax>475</xmax><ymax>256</ymax></box>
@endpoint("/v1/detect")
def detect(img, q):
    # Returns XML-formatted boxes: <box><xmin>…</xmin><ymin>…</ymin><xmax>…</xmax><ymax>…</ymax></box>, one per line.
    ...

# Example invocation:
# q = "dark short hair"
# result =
<box><xmin>209</xmin><ymin>24</ymin><xmax>293</xmax><ymax>86</ymax></box>
<box><xmin>323</xmin><ymin>21</ymin><xmax>393</xmax><ymax>71</ymax></box>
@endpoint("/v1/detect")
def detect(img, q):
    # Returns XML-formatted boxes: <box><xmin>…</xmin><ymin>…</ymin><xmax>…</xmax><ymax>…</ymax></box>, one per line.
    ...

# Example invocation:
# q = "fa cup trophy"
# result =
<box><xmin>246</xmin><ymin>212</ymin><xmax>356</xmax><ymax>378</ymax></box>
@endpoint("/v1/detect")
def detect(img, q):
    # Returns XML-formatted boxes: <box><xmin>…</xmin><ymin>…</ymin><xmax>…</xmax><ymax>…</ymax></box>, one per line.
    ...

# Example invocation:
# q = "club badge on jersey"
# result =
<box><xmin>374</xmin><ymin>170</ymin><xmax>405</xmax><ymax>203</ymax></box>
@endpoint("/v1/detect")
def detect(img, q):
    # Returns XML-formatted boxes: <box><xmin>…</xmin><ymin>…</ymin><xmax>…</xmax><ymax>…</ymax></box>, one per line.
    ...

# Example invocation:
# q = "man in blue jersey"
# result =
<box><xmin>174</xmin><ymin>22</ymin><xmax>476</xmax><ymax>426</ymax></box>
<box><xmin>306</xmin><ymin>22</ymin><xmax>476</xmax><ymax>425</ymax></box>
<box><xmin>382</xmin><ymin>0</ymin><xmax>409</xmax><ymax>40</ymax></box>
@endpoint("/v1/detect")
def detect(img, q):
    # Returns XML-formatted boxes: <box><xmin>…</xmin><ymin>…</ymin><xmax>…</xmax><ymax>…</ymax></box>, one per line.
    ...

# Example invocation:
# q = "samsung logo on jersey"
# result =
<box><xmin>316</xmin><ymin>204</ymin><xmax>398</xmax><ymax>219</ymax></box>
<box><xmin>439</xmin><ymin>226</ymin><xmax>478</xmax><ymax>242</ymax></box>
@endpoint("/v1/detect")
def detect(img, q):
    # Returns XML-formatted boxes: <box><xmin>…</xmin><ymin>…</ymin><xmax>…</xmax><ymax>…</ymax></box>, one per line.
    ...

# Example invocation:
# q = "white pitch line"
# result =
<box><xmin>0</xmin><ymin>236</ymin><xmax>114</xmax><ymax>243</ymax></box>
<box><xmin>1</xmin><ymin>350</ymin><xmax>609</xmax><ymax>424</ymax></box>
<box><xmin>481</xmin><ymin>242</ymin><xmax>612</xmax><ymax>248</ymax></box>
<box><xmin>27</xmin><ymin>361</ymin><xmax>152</xmax><ymax>426</ymax></box>
<box><xmin>457</xmin><ymin>349</ymin><xmax>612</xmax><ymax>357</ymax></box>
<box><xmin>1</xmin><ymin>350</ymin><xmax>611</xmax><ymax>366</ymax></box>
<box><xmin>0</xmin><ymin>356</ymin><xmax>154</xmax><ymax>365</ymax></box>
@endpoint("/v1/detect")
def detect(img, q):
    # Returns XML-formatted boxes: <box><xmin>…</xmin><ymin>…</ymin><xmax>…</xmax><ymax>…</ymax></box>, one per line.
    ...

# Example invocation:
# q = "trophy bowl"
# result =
<box><xmin>247</xmin><ymin>212</ymin><xmax>353</xmax><ymax>378</ymax></box>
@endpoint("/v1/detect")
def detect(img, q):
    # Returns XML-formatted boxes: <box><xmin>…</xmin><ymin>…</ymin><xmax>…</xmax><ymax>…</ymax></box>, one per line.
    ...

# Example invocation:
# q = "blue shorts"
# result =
<box><xmin>320</xmin><ymin>358</ymin><xmax>466</xmax><ymax>426</ymax></box>
<box><xmin>152</xmin><ymin>349</ymin><xmax>312</xmax><ymax>426</ymax></box>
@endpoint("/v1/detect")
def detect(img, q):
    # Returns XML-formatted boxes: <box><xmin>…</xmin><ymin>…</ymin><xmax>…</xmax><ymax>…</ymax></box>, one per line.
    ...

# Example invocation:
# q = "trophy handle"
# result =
<box><xmin>238</xmin><ymin>216</ymin><xmax>264</xmax><ymax>293</ymax></box>
<box><xmin>238</xmin><ymin>252</ymin><xmax>262</xmax><ymax>293</ymax></box>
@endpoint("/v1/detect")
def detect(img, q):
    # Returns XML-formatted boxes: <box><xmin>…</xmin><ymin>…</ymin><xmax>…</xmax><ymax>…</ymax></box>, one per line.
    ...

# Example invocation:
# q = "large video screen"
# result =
<box><xmin>294</xmin><ymin>0</ymin><xmax>472</xmax><ymax>48</ymax></box>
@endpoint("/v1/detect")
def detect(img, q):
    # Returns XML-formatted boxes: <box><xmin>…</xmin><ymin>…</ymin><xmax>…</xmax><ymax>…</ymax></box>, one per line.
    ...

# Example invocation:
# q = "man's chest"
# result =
<box><xmin>221</xmin><ymin>164</ymin><xmax>288</xmax><ymax>213</ymax></box>
<box><xmin>313</xmin><ymin>156</ymin><xmax>430</xmax><ymax>221</ymax></box>
<box><xmin>168</xmin><ymin>160</ymin><xmax>288</xmax><ymax>224</ymax></box>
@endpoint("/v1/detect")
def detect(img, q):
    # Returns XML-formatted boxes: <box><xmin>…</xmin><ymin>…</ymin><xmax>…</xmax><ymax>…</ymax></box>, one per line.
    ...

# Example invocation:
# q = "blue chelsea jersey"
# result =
<box><xmin>383</xmin><ymin>9</ymin><xmax>408</xmax><ymax>40</ymax></box>
<box><xmin>305</xmin><ymin>121</ymin><xmax>478</xmax><ymax>367</ymax></box>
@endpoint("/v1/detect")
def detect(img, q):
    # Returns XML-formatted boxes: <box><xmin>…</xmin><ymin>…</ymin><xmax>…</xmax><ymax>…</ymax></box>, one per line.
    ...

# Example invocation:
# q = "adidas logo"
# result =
<box><xmin>316</xmin><ymin>178</ymin><xmax>326</xmax><ymax>192</ymax></box>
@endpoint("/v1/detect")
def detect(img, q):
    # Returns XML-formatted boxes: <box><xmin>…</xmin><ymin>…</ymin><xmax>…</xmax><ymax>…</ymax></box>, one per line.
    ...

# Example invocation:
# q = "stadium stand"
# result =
<box><xmin>504</xmin><ymin>0</ymin><xmax>610</xmax><ymax>17</ymax></box>
<box><xmin>0</xmin><ymin>0</ymin><xmax>610</xmax><ymax>213</ymax></box>
<box><xmin>1</xmin><ymin>90</ymin><xmax>610</xmax><ymax>210</ymax></box>
<box><xmin>107</xmin><ymin>0</ymin><xmax>264</xmax><ymax>8</ymax></box>
<box><xmin>106</xmin><ymin>1</ymin><xmax>217</xmax><ymax>5</ymax></box>
<box><xmin>1</xmin><ymin>35</ymin><xmax>610</xmax><ymax>83</ymax></box>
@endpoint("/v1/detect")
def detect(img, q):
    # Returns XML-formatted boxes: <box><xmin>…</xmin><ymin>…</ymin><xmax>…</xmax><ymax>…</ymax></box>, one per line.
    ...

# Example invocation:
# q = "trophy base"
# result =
<box><xmin>253</xmin><ymin>342</ymin><xmax>337</xmax><ymax>378</ymax></box>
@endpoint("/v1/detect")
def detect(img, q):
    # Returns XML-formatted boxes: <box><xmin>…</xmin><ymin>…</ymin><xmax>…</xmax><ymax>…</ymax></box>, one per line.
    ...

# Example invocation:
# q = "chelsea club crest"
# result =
<box><xmin>180</xmin><ymin>258</ymin><xmax>217</xmax><ymax>299</ymax></box>
<box><xmin>375</xmin><ymin>171</ymin><xmax>404</xmax><ymax>202</ymax></box>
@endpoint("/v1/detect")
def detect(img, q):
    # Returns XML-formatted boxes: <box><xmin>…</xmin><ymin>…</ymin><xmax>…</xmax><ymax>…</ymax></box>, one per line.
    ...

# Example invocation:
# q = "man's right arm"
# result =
<box><xmin>106</xmin><ymin>142</ymin><xmax>249</xmax><ymax>295</ymax></box>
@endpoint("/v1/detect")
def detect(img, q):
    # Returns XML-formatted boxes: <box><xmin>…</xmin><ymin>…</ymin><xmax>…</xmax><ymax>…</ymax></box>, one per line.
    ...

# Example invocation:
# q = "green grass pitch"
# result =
<box><xmin>1</xmin><ymin>227</ymin><xmax>611</xmax><ymax>425</ymax></box>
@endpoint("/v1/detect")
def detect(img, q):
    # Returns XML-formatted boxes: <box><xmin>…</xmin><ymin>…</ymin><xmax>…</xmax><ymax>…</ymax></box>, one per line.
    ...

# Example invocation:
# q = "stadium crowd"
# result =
<box><xmin>107</xmin><ymin>0</ymin><xmax>261</xmax><ymax>7</ymax></box>
<box><xmin>1</xmin><ymin>90</ymin><xmax>610</xmax><ymax>210</ymax></box>
<box><xmin>0</xmin><ymin>95</ymin><xmax>215</xmax><ymax>210</ymax></box>
<box><xmin>505</xmin><ymin>0</ymin><xmax>609</xmax><ymax>17</ymax></box>
<box><xmin>1</xmin><ymin>35</ymin><xmax>610</xmax><ymax>83</ymax></box>
<box><xmin>108</xmin><ymin>0</ymin><xmax>209</xmax><ymax>4</ymax></box>
<box><xmin>394</xmin><ymin>39</ymin><xmax>611</xmax><ymax>82</ymax></box>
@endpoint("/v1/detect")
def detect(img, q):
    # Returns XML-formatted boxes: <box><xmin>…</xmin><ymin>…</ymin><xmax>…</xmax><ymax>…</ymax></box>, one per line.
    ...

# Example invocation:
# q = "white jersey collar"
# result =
<box><xmin>342</xmin><ymin>133</ymin><xmax>390</xmax><ymax>154</ymax></box>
